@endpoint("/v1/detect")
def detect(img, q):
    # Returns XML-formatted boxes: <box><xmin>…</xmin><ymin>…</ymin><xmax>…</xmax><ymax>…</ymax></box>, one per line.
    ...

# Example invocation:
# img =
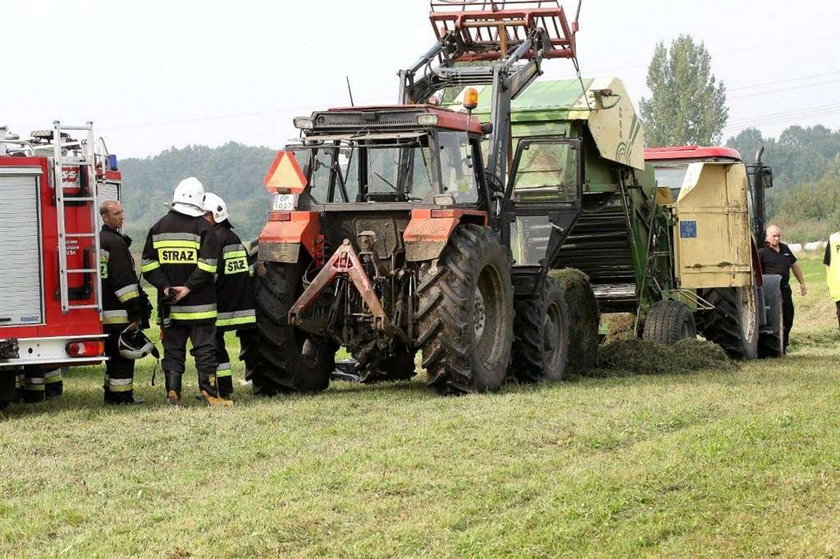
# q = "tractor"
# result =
<box><xmin>245</xmin><ymin>1</ymin><xmax>593</xmax><ymax>395</ymax></box>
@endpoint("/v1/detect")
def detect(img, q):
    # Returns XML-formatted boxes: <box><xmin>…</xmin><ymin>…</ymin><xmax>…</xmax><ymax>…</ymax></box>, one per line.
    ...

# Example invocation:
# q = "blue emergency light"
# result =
<box><xmin>107</xmin><ymin>154</ymin><xmax>118</xmax><ymax>171</ymax></box>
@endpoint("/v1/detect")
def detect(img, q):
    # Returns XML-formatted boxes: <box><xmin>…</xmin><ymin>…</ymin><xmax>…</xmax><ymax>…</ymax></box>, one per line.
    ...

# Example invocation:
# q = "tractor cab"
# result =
<box><xmin>288</xmin><ymin>105</ymin><xmax>489</xmax><ymax>209</ymax></box>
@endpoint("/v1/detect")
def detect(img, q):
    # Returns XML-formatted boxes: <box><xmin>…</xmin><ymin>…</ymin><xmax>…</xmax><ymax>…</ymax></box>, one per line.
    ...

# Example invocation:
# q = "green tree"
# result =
<box><xmin>639</xmin><ymin>35</ymin><xmax>728</xmax><ymax>146</ymax></box>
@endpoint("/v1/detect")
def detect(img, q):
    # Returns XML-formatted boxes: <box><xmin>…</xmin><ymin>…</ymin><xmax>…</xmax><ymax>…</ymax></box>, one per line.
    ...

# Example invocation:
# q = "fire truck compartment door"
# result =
<box><xmin>0</xmin><ymin>168</ymin><xmax>44</xmax><ymax>326</ymax></box>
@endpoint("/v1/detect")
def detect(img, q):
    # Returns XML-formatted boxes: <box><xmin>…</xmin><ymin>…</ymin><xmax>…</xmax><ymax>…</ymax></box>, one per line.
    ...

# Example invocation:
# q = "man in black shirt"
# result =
<box><xmin>758</xmin><ymin>225</ymin><xmax>807</xmax><ymax>350</ymax></box>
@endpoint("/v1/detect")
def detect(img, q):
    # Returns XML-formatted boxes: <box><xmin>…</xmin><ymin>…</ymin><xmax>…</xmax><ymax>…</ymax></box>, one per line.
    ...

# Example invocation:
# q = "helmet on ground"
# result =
<box><xmin>118</xmin><ymin>327</ymin><xmax>160</xmax><ymax>360</ymax></box>
<box><xmin>203</xmin><ymin>192</ymin><xmax>230</xmax><ymax>224</ymax></box>
<box><xmin>171</xmin><ymin>177</ymin><xmax>206</xmax><ymax>217</ymax></box>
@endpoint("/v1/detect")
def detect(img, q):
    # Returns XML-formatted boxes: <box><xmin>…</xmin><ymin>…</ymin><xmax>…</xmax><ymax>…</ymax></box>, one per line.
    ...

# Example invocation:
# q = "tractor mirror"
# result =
<box><xmin>760</xmin><ymin>167</ymin><xmax>773</xmax><ymax>189</ymax></box>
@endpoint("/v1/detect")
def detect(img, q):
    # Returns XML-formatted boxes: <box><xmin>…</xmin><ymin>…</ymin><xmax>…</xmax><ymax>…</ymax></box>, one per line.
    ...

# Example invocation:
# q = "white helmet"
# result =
<box><xmin>118</xmin><ymin>327</ymin><xmax>159</xmax><ymax>360</ymax></box>
<box><xmin>171</xmin><ymin>177</ymin><xmax>206</xmax><ymax>217</ymax></box>
<box><xmin>203</xmin><ymin>192</ymin><xmax>229</xmax><ymax>223</ymax></box>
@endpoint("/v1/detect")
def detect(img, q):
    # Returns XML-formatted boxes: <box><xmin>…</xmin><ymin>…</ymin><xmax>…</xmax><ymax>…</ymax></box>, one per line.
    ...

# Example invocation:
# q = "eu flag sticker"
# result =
<box><xmin>680</xmin><ymin>220</ymin><xmax>697</xmax><ymax>238</ymax></box>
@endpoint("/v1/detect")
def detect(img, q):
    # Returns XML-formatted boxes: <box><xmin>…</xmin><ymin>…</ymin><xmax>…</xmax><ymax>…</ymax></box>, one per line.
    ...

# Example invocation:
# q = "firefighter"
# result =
<box><xmin>825</xmin><ymin>231</ymin><xmax>840</xmax><ymax>331</ymax></box>
<box><xmin>202</xmin><ymin>193</ymin><xmax>256</xmax><ymax>401</ymax></box>
<box><xmin>141</xmin><ymin>177</ymin><xmax>226</xmax><ymax>407</ymax></box>
<box><xmin>99</xmin><ymin>200</ymin><xmax>149</xmax><ymax>404</ymax></box>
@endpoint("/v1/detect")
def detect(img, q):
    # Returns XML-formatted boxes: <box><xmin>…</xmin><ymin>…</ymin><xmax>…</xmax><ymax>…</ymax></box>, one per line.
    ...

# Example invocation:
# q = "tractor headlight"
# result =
<box><xmin>417</xmin><ymin>114</ymin><xmax>439</xmax><ymax>126</ymax></box>
<box><xmin>293</xmin><ymin>117</ymin><xmax>314</xmax><ymax>130</ymax></box>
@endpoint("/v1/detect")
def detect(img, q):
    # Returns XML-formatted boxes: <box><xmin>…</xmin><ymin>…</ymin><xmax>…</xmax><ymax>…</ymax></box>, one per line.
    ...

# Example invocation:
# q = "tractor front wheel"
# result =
<box><xmin>510</xmin><ymin>276</ymin><xmax>571</xmax><ymax>382</ymax></box>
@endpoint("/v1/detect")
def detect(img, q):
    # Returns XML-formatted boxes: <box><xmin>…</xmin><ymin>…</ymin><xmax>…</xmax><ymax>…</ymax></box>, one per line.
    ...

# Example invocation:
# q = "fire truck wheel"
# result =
<box><xmin>698</xmin><ymin>286</ymin><xmax>759</xmax><ymax>360</ymax></box>
<box><xmin>510</xmin><ymin>276</ymin><xmax>570</xmax><ymax>382</ymax></box>
<box><xmin>643</xmin><ymin>300</ymin><xmax>697</xmax><ymax>345</ymax></box>
<box><xmin>416</xmin><ymin>224</ymin><xmax>514</xmax><ymax>395</ymax></box>
<box><xmin>246</xmin><ymin>260</ymin><xmax>337</xmax><ymax>394</ymax></box>
<box><xmin>359</xmin><ymin>350</ymin><xmax>417</xmax><ymax>383</ymax></box>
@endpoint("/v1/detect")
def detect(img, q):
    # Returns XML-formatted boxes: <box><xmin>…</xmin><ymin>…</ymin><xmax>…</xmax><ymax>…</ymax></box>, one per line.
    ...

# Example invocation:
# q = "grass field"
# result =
<box><xmin>2</xmin><ymin>257</ymin><xmax>838</xmax><ymax>557</ymax></box>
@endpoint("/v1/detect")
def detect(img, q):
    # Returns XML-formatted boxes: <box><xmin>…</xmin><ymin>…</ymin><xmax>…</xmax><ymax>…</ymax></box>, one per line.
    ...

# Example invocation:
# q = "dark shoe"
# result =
<box><xmin>105</xmin><ymin>396</ymin><xmax>145</xmax><ymax>405</ymax></box>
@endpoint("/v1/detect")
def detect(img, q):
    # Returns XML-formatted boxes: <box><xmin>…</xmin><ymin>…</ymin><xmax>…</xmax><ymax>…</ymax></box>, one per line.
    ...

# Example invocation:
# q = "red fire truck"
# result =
<box><xmin>0</xmin><ymin>122</ymin><xmax>121</xmax><ymax>405</ymax></box>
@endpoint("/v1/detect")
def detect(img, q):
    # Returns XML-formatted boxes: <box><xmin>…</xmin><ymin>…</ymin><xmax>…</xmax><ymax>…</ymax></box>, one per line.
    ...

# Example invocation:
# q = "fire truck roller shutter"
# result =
<box><xmin>0</xmin><ymin>168</ymin><xmax>43</xmax><ymax>326</ymax></box>
<box><xmin>96</xmin><ymin>181</ymin><xmax>120</xmax><ymax>227</ymax></box>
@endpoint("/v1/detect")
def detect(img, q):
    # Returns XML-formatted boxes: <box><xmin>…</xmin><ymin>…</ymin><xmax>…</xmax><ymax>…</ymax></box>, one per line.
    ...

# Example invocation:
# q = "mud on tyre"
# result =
<box><xmin>416</xmin><ymin>224</ymin><xmax>514</xmax><ymax>395</ymax></box>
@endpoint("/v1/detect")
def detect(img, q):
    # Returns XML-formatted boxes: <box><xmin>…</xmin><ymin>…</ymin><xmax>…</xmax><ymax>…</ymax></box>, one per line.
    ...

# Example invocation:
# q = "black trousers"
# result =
<box><xmin>104</xmin><ymin>331</ymin><xmax>136</xmax><ymax>403</ymax></box>
<box><xmin>214</xmin><ymin>331</ymin><xmax>232</xmax><ymax>397</ymax></box>
<box><xmin>836</xmin><ymin>301</ymin><xmax>840</xmax><ymax>330</ymax></box>
<box><xmin>162</xmin><ymin>323</ymin><xmax>218</xmax><ymax>375</ymax></box>
<box><xmin>781</xmin><ymin>286</ymin><xmax>794</xmax><ymax>348</ymax></box>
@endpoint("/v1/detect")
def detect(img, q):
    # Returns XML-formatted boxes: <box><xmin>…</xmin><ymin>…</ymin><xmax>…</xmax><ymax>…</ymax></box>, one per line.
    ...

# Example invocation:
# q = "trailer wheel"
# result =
<box><xmin>643</xmin><ymin>300</ymin><xmax>697</xmax><ymax>345</ymax></box>
<box><xmin>244</xmin><ymin>260</ymin><xmax>337</xmax><ymax>395</ymax></box>
<box><xmin>758</xmin><ymin>274</ymin><xmax>785</xmax><ymax>358</ymax></box>
<box><xmin>553</xmin><ymin>269</ymin><xmax>600</xmax><ymax>373</ymax></box>
<box><xmin>416</xmin><ymin>224</ymin><xmax>514</xmax><ymax>395</ymax></box>
<box><xmin>698</xmin><ymin>286</ymin><xmax>759</xmax><ymax>359</ymax></box>
<box><xmin>510</xmin><ymin>276</ymin><xmax>570</xmax><ymax>382</ymax></box>
<box><xmin>358</xmin><ymin>349</ymin><xmax>417</xmax><ymax>383</ymax></box>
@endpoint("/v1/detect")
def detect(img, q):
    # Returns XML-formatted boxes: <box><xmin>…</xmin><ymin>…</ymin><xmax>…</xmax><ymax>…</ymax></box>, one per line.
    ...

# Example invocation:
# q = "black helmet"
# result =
<box><xmin>118</xmin><ymin>327</ymin><xmax>160</xmax><ymax>360</ymax></box>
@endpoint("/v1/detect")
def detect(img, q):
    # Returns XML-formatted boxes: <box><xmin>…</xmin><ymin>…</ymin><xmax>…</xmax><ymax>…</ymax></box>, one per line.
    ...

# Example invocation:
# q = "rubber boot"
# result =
<box><xmin>199</xmin><ymin>371</ymin><xmax>233</xmax><ymax>407</ymax></box>
<box><xmin>165</xmin><ymin>372</ymin><xmax>182</xmax><ymax>407</ymax></box>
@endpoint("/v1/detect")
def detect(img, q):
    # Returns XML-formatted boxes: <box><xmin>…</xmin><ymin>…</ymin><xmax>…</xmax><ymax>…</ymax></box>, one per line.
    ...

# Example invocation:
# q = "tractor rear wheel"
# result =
<box><xmin>416</xmin><ymin>224</ymin><xmax>514</xmax><ymax>395</ymax></box>
<box><xmin>643</xmin><ymin>300</ymin><xmax>697</xmax><ymax>345</ymax></box>
<box><xmin>758</xmin><ymin>274</ymin><xmax>785</xmax><ymax>358</ymax></box>
<box><xmin>244</xmin><ymin>260</ymin><xmax>337</xmax><ymax>395</ymax></box>
<box><xmin>553</xmin><ymin>269</ymin><xmax>599</xmax><ymax>373</ymax></box>
<box><xmin>698</xmin><ymin>286</ymin><xmax>759</xmax><ymax>359</ymax></box>
<box><xmin>510</xmin><ymin>276</ymin><xmax>570</xmax><ymax>382</ymax></box>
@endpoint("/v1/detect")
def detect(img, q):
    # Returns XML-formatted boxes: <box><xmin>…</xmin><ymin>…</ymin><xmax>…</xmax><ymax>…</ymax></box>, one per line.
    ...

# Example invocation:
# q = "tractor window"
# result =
<box><xmin>511</xmin><ymin>141</ymin><xmax>578</xmax><ymax>204</ymax></box>
<box><xmin>308</xmin><ymin>147</ymin><xmax>334</xmax><ymax>204</ymax></box>
<box><xmin>438</xmin><ymin>130</ymin><xmax>478</xmax><ymax>204</ymax></box>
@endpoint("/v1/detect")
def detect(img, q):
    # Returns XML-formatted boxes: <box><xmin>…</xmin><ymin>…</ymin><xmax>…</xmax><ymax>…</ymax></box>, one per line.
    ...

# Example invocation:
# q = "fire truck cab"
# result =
<box><xmin>0</xmin><ymin>122</ymin><xmax>121</xmax><ymax>405</ymax></box>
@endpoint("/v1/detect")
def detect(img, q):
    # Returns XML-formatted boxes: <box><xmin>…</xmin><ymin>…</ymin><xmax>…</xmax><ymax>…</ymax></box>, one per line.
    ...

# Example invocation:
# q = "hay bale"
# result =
<box><xmin>550</xmin><ymin>268</ymin><xmax>600</xmax><ymax>373</ymax></box>
<box><xmin>597</xmin><ymin>337</ymin><xmax>733</xmax><ymax>376</ymax></box>
<box><xmin>602</xmin><ymin>313</ymin><xmax>637</xmax><ymax>343</ymax></box>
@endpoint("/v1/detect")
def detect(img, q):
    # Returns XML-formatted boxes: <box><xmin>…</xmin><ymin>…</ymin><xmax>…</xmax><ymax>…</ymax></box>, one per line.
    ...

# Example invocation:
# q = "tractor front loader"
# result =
<box><xmin>245</xmin><ymin>1</ymin><xmax>585</xmax><ymax>395</ymax></box>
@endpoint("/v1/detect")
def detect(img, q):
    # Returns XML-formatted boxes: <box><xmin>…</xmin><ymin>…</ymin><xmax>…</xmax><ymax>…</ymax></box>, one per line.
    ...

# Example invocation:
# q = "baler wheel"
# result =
<box><xmin>510</xmin><ymin>276</ymin><xmax>570</xmax><ymax>382</ymax></box>
<box><xmin>244</xmin><ymin>260</ymin><xmax>337</xmax><ymax>395</ymax></box>
<box><xmin>698</xmin><ymin>286</ymin><xmax>759</xmax><ymax>360</ymax></box>
<box><xmin>416</xmin><ymin>224</ymin><xmax>514</xmax><ymax>395</ymax></box>
<box><xmin>643</xmin><ymin>300</ymin><xmax>697</xmax><ymax>345</ymax></box>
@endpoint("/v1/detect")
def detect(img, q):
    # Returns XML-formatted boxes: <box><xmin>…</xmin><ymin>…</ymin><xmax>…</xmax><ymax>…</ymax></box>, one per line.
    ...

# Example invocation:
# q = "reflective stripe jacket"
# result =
<box><xmin>212</xmin><ymin>223</ymin><xmax>256</xmax><ymax>332</ymax></box>
<box><xmin>100</xmin><ymin>225</ymin><xmax>143</xmax><ymax>332</ymax></box>
<box><xmin>827</xmin><ymin>232</ymin><xmax>840</xmax><ymax>302</ymax></box>
<box><xmin>141</xmin><ymin>210</ymin><xmax>220</xmax><ymax>325</ymax></box>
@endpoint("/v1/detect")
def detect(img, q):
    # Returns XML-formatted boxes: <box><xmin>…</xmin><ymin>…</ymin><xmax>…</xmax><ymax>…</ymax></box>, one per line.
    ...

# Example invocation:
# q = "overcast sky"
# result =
<box><xmin>2</xmin><ymin>0</ymin><xmax>838</xmax><ymax>158</ymax></box>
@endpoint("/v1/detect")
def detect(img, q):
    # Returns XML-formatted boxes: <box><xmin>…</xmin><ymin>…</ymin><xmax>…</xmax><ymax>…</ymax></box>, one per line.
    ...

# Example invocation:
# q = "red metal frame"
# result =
<box><xmin>259</xmin><ymin>211</ymin><xmax>324</xmax><ymax>265</ymax></box>
<box><xmin>429</xmin><ymin>0</ymin><xmax>576</xmax><ymax>62</ymax></box>
<box><xmin>645</xmin><ymin>145</ymin><xmax>743</xmax><ymax>162</ymax></box>
<box><xmin>403</xmin><ymin>208</ymin><xmax>488</xmax><ymax>244</ymax></box>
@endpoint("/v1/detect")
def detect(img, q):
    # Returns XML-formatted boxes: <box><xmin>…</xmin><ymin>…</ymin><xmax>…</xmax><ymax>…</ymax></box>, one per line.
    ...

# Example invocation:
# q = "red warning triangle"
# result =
<box><xmin>264</xmin><ymin>151</ymin><xmax>308</xmax><ymax>194</ymax></box>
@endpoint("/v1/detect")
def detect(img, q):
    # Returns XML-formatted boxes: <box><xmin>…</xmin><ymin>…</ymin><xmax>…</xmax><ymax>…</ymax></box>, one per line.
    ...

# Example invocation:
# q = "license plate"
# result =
<box><xmin>272</xmin><ymin>194</ymin><xmax>297</xmax><ymax>211</ymax></box>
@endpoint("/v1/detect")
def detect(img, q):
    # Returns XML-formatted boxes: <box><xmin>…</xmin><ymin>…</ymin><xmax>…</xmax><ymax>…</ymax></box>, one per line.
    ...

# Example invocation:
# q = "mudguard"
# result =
<box><xmin>258</xmin><ymin>211</ymin><xmax>323</xmax><ymax>264</ymax></box>
<box><xmin>403</xmin><ymin>208</ymin><xmax>488</xmax><ymax>261</ymax></box>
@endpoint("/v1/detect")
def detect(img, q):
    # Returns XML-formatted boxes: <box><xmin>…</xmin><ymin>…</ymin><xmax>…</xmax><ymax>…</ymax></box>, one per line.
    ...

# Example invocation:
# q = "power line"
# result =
<box><xmin>729</xmin><ymin>78</ymin><xmax>840</xmax><ymax>100</ymax></box>
<box><xmin>728</xmin><ymin>69</ymin><xmax>840</xmax><ymax>91</ymax></box>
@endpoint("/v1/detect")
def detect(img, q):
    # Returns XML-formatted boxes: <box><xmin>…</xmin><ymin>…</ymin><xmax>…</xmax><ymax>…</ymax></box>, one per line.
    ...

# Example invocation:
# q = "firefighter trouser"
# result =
<box><xmin>214</xmin><ymin>331</ymin><xmax>233</xmax><ymax>398</ymax></box>
<box><xmin>103</xmin><ymin>331</ymin><xmax>136</xmax><ymax>403</ymax></box>
<box><xmin>162</xmin><ymin>323</ymin><xmax>219</xmax><ymax>396</ymax></box>
<box><xmin>781</xmin><ymin>286</ymin><xmax>794</xmax><ymax>349</ymax></box>
<box><xmin>22</xmin><ymin>367</ymin><xmax>62</xmax><ymax>403</ymax></box>
<box><xmin>0</xmin><ymin>372</ymin><xmax>16</xmax><ymax>406</ymax></box>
